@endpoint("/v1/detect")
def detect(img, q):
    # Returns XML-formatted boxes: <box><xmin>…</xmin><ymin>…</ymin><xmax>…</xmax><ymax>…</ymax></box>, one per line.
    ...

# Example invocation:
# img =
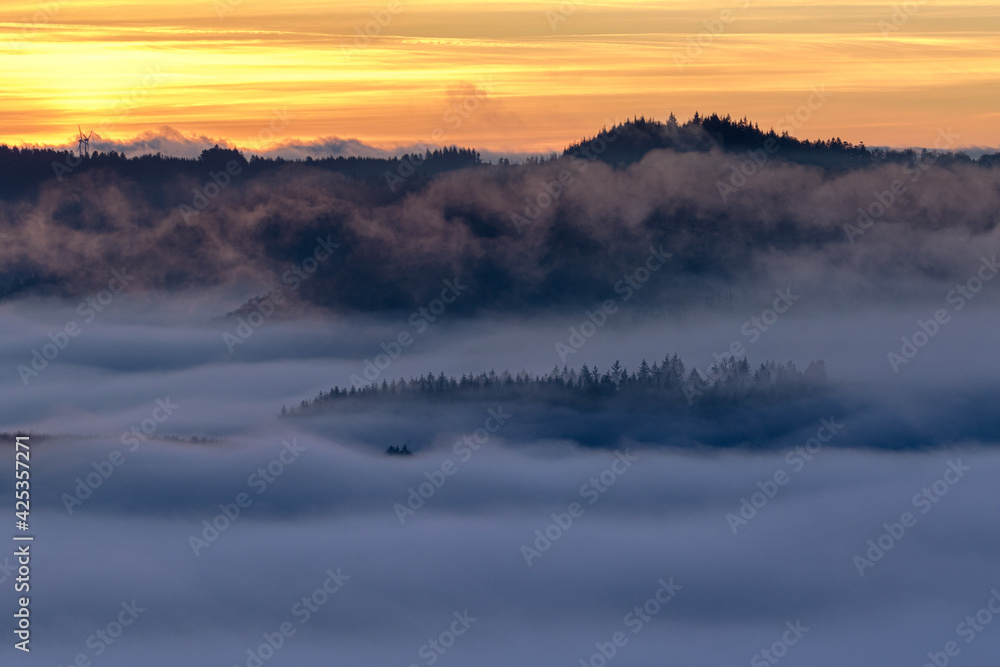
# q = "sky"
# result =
<box><xmin>1</xmin><ymin>0</ymin><xmax>998</xmax><ymax>155</ymax></box>
<box><xmin>3</xmin><ymin>5</ymin><xmax>1000</xmax><ymax>664</ymax></box>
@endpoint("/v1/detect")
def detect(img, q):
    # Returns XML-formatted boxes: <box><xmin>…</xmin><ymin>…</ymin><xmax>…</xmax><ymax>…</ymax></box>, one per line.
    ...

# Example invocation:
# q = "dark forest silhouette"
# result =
<box><xmin>0</xmin><ymin>142</ymin><xmax>483</xmax><ymax>200</ymax></box>
<box><xmin>2</xmin><ymin>113</ymin><xmax>996</xmax><ymax>200</ymax></box>
<box><xmin>2</xmin><ymin>113</ymin><xmax>998</xmax><ymax>313</ymax></box>
<box><xmin>285</xmin><ymin>355</ymin><xmax>828</xmax><ymax>416</ymax></box>
<box><xmin>565</xmin><ymin>113</ymin><xmax>999</xmax><ymax>170</ymax></box>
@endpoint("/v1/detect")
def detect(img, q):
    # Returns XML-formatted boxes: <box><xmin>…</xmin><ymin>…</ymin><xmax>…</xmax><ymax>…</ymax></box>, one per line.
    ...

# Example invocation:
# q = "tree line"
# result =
<box><xmin>564</xmin><ymin>113</ymin><xmax>1000</xmax><ymax>171</ymax></box>
<box><xmin>5</xmin><ymin>112</ymin><xmax>996</xmax><ymax>200</ymax></box>
<box><xmin>0</xmin><ymin>143</ymin><xmax>482</xmax><ymax>200</ymax></box>
<box><xmin>284</xmin><ymin>355</ymin><xmax>828</xmax><ymax>415</ymax></box>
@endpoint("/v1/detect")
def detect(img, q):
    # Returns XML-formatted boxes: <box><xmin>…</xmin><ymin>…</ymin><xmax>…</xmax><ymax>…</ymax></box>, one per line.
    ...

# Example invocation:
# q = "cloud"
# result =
<box><xmin>8</xmin><ymin>429</ymin><xmax>1000</xmax><ymax>667</ymax></box>
<box><xmin>0</xmin><ymin>267</ymin><xmax>997</xmax><ymax>666</ymax></box>
<box><xmin>34</xmin><ymin>125</ymin><xmax>537</xmax><ymax>164</ymax></box>
<box><xmin>1</xmin><ymin>142</ymin><xmax>999</xmax><ymax>318</ymax></box>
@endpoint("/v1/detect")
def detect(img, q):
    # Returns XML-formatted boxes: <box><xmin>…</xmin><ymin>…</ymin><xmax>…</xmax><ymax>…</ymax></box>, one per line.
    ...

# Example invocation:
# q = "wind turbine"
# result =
<box><xmin>77</xmin><ymin>125</ymin><xmax>93</xmax><ymax>159</ymax></box>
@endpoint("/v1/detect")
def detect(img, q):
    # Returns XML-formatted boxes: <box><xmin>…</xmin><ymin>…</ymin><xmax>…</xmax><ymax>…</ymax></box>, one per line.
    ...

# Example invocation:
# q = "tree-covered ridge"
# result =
<box><xmin>0</xmin><ymin>143</ymin><xmax>482</xmax><ymax>200</ymax></box>
<box><xmin>285</xmin><ymin>356</ymin><xmax>828</xmax><ymax>415</ymax></box>
<box><xmin>4</xmin><ymin>112</ymin><xmax>996</xmax><ymax>200</ymax></box>
<box><xmin>565</xmin><ymin>113</ymin><xmax>1000</xmax><ymax>171</ymax></box>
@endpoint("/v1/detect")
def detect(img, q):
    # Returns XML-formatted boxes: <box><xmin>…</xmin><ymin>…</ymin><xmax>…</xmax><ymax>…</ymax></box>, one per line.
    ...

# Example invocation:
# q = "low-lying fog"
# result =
<box><xmin>1</xmin><ymin>292</ymin><xmax>998</xmax><ymax>666</ymax></box>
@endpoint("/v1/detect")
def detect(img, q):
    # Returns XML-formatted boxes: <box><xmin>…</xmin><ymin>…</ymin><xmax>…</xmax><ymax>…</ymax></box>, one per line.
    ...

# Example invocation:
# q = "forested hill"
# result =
<box><xmin>566</xmin><ymin>113</ymin><xmax>1000</xmax><ymax>171</ymax></box>
<box><xmin>3</xmin><ymin>113</ymin><xmax>997</xmax><ymax>202</ymax></box>
<box><xmin>2</xmin><ymin>114</ymin><xmax>998</xmax><ymax>313</ymax></box>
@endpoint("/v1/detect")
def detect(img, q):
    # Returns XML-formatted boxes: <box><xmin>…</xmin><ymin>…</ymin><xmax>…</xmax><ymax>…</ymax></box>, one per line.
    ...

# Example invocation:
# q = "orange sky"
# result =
<box><xmin>1</xmin><ymin>0</ymin><xmax>998</xmax><ymax>154</ymax></box>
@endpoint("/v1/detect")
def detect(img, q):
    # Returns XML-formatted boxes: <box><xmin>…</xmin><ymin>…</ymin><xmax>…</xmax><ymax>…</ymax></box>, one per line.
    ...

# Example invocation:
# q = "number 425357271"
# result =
<box><xmin>15</xmin><ymin>439</ymin><xmax>29</xmax><ymax>524</ymax></box>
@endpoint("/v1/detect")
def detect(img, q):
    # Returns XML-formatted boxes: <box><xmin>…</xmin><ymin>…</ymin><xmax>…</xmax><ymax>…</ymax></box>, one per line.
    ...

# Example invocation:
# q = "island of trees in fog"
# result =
<box><xmin>285</xmin><ymin>355</ymin><xmax>828</xmax><ymax>416</ymax></box>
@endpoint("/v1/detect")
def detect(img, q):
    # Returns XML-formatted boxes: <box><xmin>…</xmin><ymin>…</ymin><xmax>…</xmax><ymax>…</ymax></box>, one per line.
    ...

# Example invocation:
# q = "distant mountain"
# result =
<box><xmin>565</xmin><ymin>113</ymin><xmax>999</xmax><ymax>170</ymax></box>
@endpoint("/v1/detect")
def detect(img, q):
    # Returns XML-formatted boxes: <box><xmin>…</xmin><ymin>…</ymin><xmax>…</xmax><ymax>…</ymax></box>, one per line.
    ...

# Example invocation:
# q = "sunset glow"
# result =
<box><xmin>2</xmin><ymin>0</ymin><xmax>998</xmax><ymax>153</ymax></box>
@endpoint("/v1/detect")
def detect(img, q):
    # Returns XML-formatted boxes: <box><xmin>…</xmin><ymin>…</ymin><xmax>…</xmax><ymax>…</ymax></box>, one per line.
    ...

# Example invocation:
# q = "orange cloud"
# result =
<box><xmin>1</xmin><ymin>0</ymin><xmax>997</xmax><ymax>153</ymax></box>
